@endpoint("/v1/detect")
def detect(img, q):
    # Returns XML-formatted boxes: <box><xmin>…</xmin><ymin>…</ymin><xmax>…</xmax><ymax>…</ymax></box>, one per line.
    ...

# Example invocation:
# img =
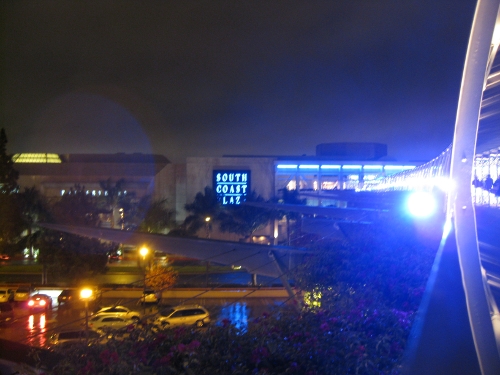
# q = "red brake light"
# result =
<box><xmin>40</xmin><ymin>300</ymin><xmax>46</xmax><ymax>306</ymax></box>
<box><xmin>28</xmin><ymin>300</ymin><xmax>34</xmax><ymax>306</ymax></box>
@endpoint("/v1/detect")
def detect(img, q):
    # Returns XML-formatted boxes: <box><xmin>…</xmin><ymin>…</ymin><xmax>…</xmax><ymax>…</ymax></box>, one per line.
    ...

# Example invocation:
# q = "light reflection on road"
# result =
<box><xmin>26</xmin><ymin>313</ymin><xmax>47</xmax><ymax>348</ymax></box>
<box><xmin>0</xmin><ymin>298</ymin><xmax>288</xmax><ymax>349</ymax></box>
<box><xmin>219</xmin><ymin>302</ymin><xmax>249</xmax><ymax>330</ymax></box>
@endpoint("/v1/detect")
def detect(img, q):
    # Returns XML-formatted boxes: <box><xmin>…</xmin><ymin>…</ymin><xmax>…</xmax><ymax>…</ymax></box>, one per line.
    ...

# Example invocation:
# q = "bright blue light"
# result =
<box><xmin>363</xmin><ymin>165</ymin><xmax>382</xmax><ymax>170</ymax></box>
<box><xmin>321</xmin><ymin>165</ymin><xmax>341</xmax><ymax>169</ymax></box>
<box><xmin>342</xmin><ymin>165</ymin><xmax>362</xmax><ymax>169</ymax></box>
<box><xmin>299</xmin><ymin>165</ymin><xmax>319</xmax><ymax>169</ymax></box>
<box><xmin>407</xmin><ymin>191</ymin><xmax>437</xmax><ymax>218</ymax></box>
<box><xmin>276</xmin><ymin>164</ymin><xmax>298</xmax><ymax>169</ymax></box>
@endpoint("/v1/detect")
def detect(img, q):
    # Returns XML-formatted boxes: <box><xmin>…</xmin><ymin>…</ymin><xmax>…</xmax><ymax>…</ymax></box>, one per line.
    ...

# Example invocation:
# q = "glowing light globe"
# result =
<box><xmin>407</xmin><ymin>191</ymin><xmax>437</xmax><ymax>218</ymax></box>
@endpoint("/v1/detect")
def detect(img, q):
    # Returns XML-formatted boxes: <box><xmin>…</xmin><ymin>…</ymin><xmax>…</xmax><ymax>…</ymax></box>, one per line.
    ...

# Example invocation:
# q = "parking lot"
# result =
<box><xmin>0</xmin><ymin>289</ymin><xmax>290</xmax><ymax>348</ymax></box>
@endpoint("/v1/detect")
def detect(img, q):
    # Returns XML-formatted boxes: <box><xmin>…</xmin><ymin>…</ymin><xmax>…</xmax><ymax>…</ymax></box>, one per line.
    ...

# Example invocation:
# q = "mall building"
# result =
<box><xmin>13</xmin><ymin>142</ymin><xmax>420</xmax><ymax>241</ymax></box>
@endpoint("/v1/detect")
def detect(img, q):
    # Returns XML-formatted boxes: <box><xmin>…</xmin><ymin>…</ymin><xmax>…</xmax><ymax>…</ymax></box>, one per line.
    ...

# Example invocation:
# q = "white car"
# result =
<box><xmin>94</xmin><ymin>306</ymin><xmax>142</xmax><ymax>322</ymax></box>
<box><xmin>88</xmin><ymin>315</ymin><xmax>136</xmax><ymax>333</ymax></box>
<box><xmin>153</xmin><ymin>304</ymin><xmax>210</xmax><ymax>329</ymax></box>
<box><xmin>140</xmin><ymin>289</ymin><xmax>160</xmax><ymax>304</ymax></box>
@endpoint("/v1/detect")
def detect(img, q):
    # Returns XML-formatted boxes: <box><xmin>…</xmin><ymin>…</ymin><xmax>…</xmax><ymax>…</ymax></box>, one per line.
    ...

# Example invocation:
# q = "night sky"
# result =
<box><xmin>0</xmin><ymin>1</ymin><xmax>478</xmax><ymax>163</ymax></box>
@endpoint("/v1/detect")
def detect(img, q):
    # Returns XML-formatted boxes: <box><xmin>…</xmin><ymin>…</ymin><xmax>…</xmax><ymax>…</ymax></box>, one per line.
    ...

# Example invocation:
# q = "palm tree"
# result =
<box><xmin>99</xmin><ymin>178</ymin><xmax>126</xmax><ymax>228</ymax></box>
<box><xmin>183</xmin><ymin>186</ymin><xmax>221</xmax><ymax>236</ymax></box>
<box><xmin>219</xmin><ymin>190</ymin><xmax>274</xmax><ymax>238</ymax></box>
<box><xmin>18</xmin><ymin>186</ymin><xmax>51</xmax><ymax>258</ymax></box>
<box><xmin>137</xmin><ymin>196</ymin><xmax>176</xmax><ymax>234</ymax></box>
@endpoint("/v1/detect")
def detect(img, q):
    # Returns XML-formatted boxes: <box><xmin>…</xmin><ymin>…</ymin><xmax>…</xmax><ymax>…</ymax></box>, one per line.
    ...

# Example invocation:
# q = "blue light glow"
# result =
<box><xmin>363</xmin><ymin>165</ymin><xmax>382</xmax><ymax>170</ymax></box>
<box><xmin>320</xmin><ymin>165</ymin><xmax>341</xmax><ymax>169</ymax></box>
<box><xmin>406</xmin><ymin>191</ymin><xmax>437</xmax><ymax>218</ymax></box>
<box><xmin>384</xmin><ymin>165</ymin><xmax>404</xmax><ymax>170</ymax></box>
<box><xmin>299</xmin><ymin>165</ymin><xmax>319</xmax><ymax>169</ymax></box>
<box><xmin>277</xmin><ymin>164</ymin><xmax>298</xmax><ymax>169</ymax></box>
<box><xmin>342</xmin><ymin>165</ymin><xmax>362</xmax><ymax>169</ymax></box>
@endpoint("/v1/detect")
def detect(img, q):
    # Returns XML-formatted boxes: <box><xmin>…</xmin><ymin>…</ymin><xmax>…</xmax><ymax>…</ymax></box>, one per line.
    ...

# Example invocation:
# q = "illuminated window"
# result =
<box><xmin>363</xmin><ymin>174</ymin><xmax>378</xmax><ymax>181</ymax></box>
<box><xmin>321</xmin><ymin>181</ymin><xmax>339</xmax><ymax>190</ymax></box>
<box><xmin>61</xmin><ymin>190</ymin><xmax>65</xmax><ymax>195</ymax></box>
<box><xmin>12</xmin><ymin>153</ymin><xmax>61</xmax><ymax>163</ymax></box>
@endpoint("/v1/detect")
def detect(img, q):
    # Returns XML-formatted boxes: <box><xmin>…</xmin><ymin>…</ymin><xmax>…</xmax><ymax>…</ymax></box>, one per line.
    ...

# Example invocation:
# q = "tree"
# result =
<box><xmin>0</xmin><ymin>193</ymin><xmax>25</xmax><ymax>254</ymax></box>
<box><xmin>218</xmin><ymin>191</ymin><xmax>274</xmax><ymax>237</ymax></box>
<box><xmin>0</xmin><ymin>128</ymin><xmax>19</xmax><ymax>194</ymax></box>
<box><xmin>98</xmin><ymin>178</ymin><xmax>128</xmax><ymax>228</ymax></box>
<box><xmin>183</xmin><ymin>186</ymin><xmax>221</xmax><ymax>235</ymax></box>
<box><xmin>18</xmin><ymin>186</ymin><xmax>51</xmax><ymax>258</ymax></box>
<box><xmin>36</xmin><ymin>185</ymin><xmax>115</xmax><ymax>283</ymax></box>
<box><xmin>145</xmin><ymin>262</ymin><xmax>178</xmax><ymax>292</ymax></box>
<box><xmin>136</xmin><ymin>197</ymin><xmax>176</xmax><ymax>234</ymax></box>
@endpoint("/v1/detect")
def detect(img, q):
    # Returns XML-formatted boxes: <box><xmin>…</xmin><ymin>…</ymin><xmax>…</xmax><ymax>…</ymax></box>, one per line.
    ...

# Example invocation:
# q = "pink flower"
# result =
<box><xmin>189</xmin><ymin>340</ymin><xmax>201</xmax><ymax>350</ymax></box>
<box><xmin>100</xmin><ymin>349</ymin><xmax>118</xmax><ymax>365</ymax></box>
<box><xmin>251</xmin><ymin>346</ymin><xmax>270</xmax><ymax>365</ymax></box>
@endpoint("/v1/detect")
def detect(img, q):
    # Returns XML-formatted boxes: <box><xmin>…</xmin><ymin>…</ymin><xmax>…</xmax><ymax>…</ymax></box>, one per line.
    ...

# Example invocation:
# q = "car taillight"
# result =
<box><xmin>40</xmin><ymin>300</ymin><xmax>46</xmax><ymax>306</ymax></box>
<box><xmin>28</xmin><ymin>300</ymin><xmax>34</xmax><ymax>306</ymax></box>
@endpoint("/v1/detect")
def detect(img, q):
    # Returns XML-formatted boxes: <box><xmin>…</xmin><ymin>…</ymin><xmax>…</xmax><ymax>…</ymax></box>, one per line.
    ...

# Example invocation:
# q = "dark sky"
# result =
<box><xmin>0</xmin><ymin>1</ymin><xmax>477</xmax><ymax>163</ymax></box>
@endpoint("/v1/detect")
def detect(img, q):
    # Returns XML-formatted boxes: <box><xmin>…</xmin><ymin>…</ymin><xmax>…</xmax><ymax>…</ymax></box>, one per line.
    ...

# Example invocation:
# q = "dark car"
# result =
<box><xmin>49</xmin><ymin>329</ymin><xmax>105</xmax><ymax>348</ymax></box>
<box><xmin>58</xmin><ymin>289</ymin><xmax>78</xmax><ymax>305</ymax></box>
<box><xmin>28</xmin><ymin>294</ymin><xmax>53</xmax><ymax>312</ymax></box>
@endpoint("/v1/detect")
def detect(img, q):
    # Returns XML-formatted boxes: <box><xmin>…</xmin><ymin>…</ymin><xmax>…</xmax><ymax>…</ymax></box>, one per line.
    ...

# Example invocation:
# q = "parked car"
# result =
<box><xmin>88</xmin><ymin>315</ymin><xmax>136</xmax><ymax>333</ymax></box>
<box><xmin>153</xmin><ymin>304</ymin><xmax>210</xmax><ymax>329</ymax></box>
<box><xmin>0</xmin><ymin>302</ymin><xmax>14</xmax><ymax>324</ymax></box>
<box><xmin>107</xmin><ymin>252</ymin><xmax>122</xmax><ymax>263</ymax></box>
<box><xmin>0</xmin><ymin>254</ymin><xmax>10</xmax><ymax>261</ymax></box>
<box><xmin>0</xmin><ymin>288</ymin><xmax>14</xmax><ymax>303</ymax></box>
<box><xmin>57</xmin><ymin>289</ymin><xmax>79</xmax><ymax>305</ymax></box>
<box><xmin>49</xmin><ymin>329</ymin><xmax>104</xmax><ymax>348</ymax></box>
<box><xmin>93</xmin><ymin>306</ymin><xmax>141</xmax><ymax>322</ymax></box>
<box><xmin>27</xmin><ymin>294</ymin><xmax>53</xmax><ymax>312</ymax></box>
<box><xmin>13</xmin><ymin>286</ymin><xmax>32</xmax><ymax>303</ymax></box>
<box><xmin>140</xmin><ymin>289</ymin><xmax>160</xmax><ymax>304</ymax></box>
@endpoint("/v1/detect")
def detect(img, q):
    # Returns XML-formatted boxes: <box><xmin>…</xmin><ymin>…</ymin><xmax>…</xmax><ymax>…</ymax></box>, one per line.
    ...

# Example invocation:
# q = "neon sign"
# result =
<box><xmin>213</xmin><ymin>170</ymin><xmax>250</xmax><ymax>205</ymax></box>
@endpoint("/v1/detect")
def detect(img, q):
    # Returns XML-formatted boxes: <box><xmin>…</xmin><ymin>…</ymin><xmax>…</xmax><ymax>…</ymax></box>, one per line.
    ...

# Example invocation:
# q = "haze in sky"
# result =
<box><xmin>0</xmin><ymin>1</ymin><xmax>477</xmax><ymax>163</ymax></box>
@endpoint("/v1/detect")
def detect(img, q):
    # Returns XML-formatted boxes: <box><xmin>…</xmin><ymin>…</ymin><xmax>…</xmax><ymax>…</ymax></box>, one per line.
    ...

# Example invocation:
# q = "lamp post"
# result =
<box><xmin>205</xmin><ymin>216</ymin><xmax>211</xmax><ymax>238</ymax></box>
<box><xmin>204</xmin><ymin>217</ymin><xmax>211</xmax><ymax>287</ymax></box>
<box><xmin>139</xmin><ymin>246</ymin><xmax>149</xmax><ymax>313</ymax></box>
<box><xmin>80</xmin><ymin>288</ymin><xmax>93</xmax><ymax>341</ymax></box>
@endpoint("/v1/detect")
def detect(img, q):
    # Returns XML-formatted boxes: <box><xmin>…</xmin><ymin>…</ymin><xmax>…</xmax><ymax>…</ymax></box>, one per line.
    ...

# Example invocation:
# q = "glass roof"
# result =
<box><xmin>12</xmin><ymin>153</ymin><xmax>62</xmax><ymax>163</ymax></box>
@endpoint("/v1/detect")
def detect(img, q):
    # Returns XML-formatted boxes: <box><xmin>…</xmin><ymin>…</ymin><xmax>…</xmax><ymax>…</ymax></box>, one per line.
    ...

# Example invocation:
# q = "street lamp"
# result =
<box><xmin>139</xmin><ymin>246</ymin><xmax>149</xmax><ymax>312</ymax></box>
<box><xmin>205</xmin><ymin>216</ymin><xmax>211</xmax><ymax>238</ymax></box>
<box><xmin>80</xmin><ymin>288</ymin><xmax>93</xmax><ymax>340</ymax></box>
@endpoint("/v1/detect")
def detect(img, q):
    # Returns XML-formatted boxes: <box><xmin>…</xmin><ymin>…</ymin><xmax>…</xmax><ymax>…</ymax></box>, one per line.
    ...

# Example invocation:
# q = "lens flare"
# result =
<box><xmin>407</xmin><ymin>191</ymin><xmax>437</xmax><ymax>218</ymax></box>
